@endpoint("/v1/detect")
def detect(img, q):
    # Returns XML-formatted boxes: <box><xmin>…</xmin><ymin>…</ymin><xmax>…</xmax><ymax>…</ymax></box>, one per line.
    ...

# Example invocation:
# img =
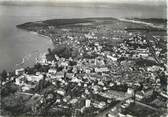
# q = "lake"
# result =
<box><xmin>0</xmin><ymin>3</ymin><xmax>166</xmax><ymax>72</ymax></box>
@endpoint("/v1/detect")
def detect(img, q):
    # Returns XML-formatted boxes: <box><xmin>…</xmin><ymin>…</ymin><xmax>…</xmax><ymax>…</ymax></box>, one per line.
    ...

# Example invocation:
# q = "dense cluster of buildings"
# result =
<box><xmin>1</xmin><ymin>19</ymin><xmax>167</xmax><ymax>117</ymax></box>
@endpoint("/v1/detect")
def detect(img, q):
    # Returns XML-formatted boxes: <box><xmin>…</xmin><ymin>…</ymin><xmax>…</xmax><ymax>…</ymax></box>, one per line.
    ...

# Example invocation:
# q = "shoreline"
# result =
<box><xmin>118</xmin><ymin>18</ymin><xmax>164</xmax><ymax>29</ymax></box>
<box><xmin>5</xmin><ymin>17</ymin><xmax>166</xmax><ymax>72</ymax></box>
<box><xmin>29</xmin><ymin>31</ymin><xmax>51</xmax><ymax>39</ymax></box>
<box><xmin>11</xmin><ymin>30</ymin><xmax>53</xmax><ymax>72</ymax></box>
<box><xmin>17</xmin><ymin>17</ymin><xmax>165</xmax><ymax>32</ymax></box>
<box><xmin>1</xmin><ymin>16</ymin><xmax>167</xmax><ymax>117</ymax></box>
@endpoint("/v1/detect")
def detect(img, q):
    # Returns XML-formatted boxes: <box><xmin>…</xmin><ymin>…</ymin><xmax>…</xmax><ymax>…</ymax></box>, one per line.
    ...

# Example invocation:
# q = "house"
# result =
<box><xmin>26</xmin><ymin>74</ymin><xmax>43</xmax><ymax>82</ymax></box>
<box><xmin>60</xmin><ymin>61</ymin><xmax>68</xmax><ymax>67</ymax></box>
<box><xmin>142</xmin><ymin>88</ymin><xmax>153</xmax><ymax>98</ymax></box>
<box><xmin>85</xmin><ymin>69</ymin><xmax>91</xmax><ymax>73</ymax></box>
<box><xmin>48</xmin><ymin>68</ymin><xmax>57</xmax><ymax>74</ymax></box>
<box><xmin>160</xmin><ymin>92</ymin><xmax>168</xmax><ymax>99</ymax></box>
<box><xmin>15</xmin><ymin>75</ymin><xmax>25</xmax><ymax>86</ymax></box>
<box><xmin>57</xmin><ymin>89</ymin><xmax>65</xmax><ymax>96</ymax></box>
<box><xmin>118</xmin><ymin>112</ymin><xmax>126</xmax><ymax>117</ymax></box>
<box><xmin>72</xmin><ymin>67</ymin><xmax>78</xmax><ymax>73</ymax></box>
<box><xmin>138</xmin><ymin>53</ymin><xmax>149</xmax><ymax>58</ymax></box>
<box><xmin>71</xmin><ymin>77</ymin><xmax>82</xmax><ymax>83</ymax></box>
<box><xmin>15</xmin><ymin>68</ymin><xmax>24</xmax><ymax>76</ymax></box>
<box><xmin>22</xmin><ymin>84</ymin><xmax>33</xmax><ymax>92</ymax></box>
<box><xmin>126</xmin><ymin>114</ymin><xmax>133</xmax><ymax>117</ymax></box>
<box><xmin>135</xmin><ymin>91</ymin><xmax>144</xmax><ymax>100</ymax></box>
<box><xmin>95</xmin><ymin>57</ymin><xmax>105</xmax><ymax>66</ymax></box>
<box><xmin>95</xmin><ymin>67</ymin><xmax>109</xmax><ymax>73</ymax></box>
<box><xmin>84</xmin><ymin>33</ymin><xmax>93</xmax><ymax>39</ymax></box>
<box><xmin>92</xmin><ymin>85</ymin><xmax>100</xmax><ymax>93</ymax></box>
<box><xmin>98</xmin><ymin>81</ymin><xmax>105</xmax><ymax>86</ymax></box>
<box><xmin>56</xmin><ymin>72</ymin><xmax>64</xmax><ymax>79</ymax></box>
<box><xmin>92</xmin><ymin>101</ymin><xmax>106</xmax><ymax>109</ymax></box>
<box><xmin>85</xmin><ymin>99</ymin><xmax>91</xmax><ymax>107</ymax></box>
<box><xmin>121</xmin><ymin>103</ymin><xmax>129</xmax><ymax>109</ymax></box>
<box><xmin>54</xmin><ymin>55</ymin><xmax>59</xmax><ymax>60</ymax></box>
<box><xmin>126</xmin><ymin>99</ymin><xmax>134</xmax><ymax>104</ymax></box>
<box><xmin>36</xmin><ymin>72</ymin><xmax>41</xmax><ymax>76</ymax></box>
<box><xmin>66</xmin><ymin>73</ymin><xmax>74</xmax><ymax>79</ymax></box>
<box><xmin>107</xmin><ymin>55</ymin><xmax>118</xmax><ymax>61</ymax></box>
<box><xmin>38</xmin><ymin>55</ymin><xmax>47</xmax><ymax>65</ymax></box>
<box><xmin>84</xmin><ymin>67</ymin><xmax>93</xmax><ymax>73</ymax></box>
<box><xmin>137</xmin><ymin>48</ymin><xmax>148</xmax><ymax>53</ymax></box>
<box><xmin>69</xmin><ymin>98</ymin><xmax>78</xmax><ymax>104</ymax></box>
<box><xmin>127</xmin><ymin>88</ymin><xmax>134</xmax><ymax>95</ymax></box>
<box><xmin>147</xmin><ymin>66</ymin><xmax>163</xmax><ymax>72</ymax></box>
<box><xmin>116</xmin><ymin>81</ymin><xmax>121</xmax><ymax>85</ymax></box>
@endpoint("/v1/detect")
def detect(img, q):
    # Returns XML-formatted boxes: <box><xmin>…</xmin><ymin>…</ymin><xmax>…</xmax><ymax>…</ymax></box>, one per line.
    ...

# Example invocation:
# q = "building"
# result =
<box><xmin>127</xmin><ymin>88</ymin><xmax>134</xmax><ymax>95</ymax></box>
<box><xmin>15</xmin><ymin>68</ymin><xmax>24</xmax><ymax>76</ymax></box>
<box><xmin>135</xmin><ymin>91</ymin><xmax>144</xmax><ymax>100</ymax></box>
<box><xmin>48</xmin><ymin>68</ymin><xmax>57</xmax><ymax>74</ymax></box>
<box><xmin>142</xmin><ymin>88</ymin><xmax>153</xmax><ymax>98</ymax></box>
<box><xmin>55</xmin><ymin>72</ymin><xmax>64</xmax><ymax>79</ymax></box>
<box><xmin>26</xmin><ymin>74</ymin><xmax>43</xmax><ymax>82</ymax></box>
<box><xmin>85</xmin><ymin>99</ymin><xmax>91</xmax><ymax>108</ymax></box>
<box><xmin>15</xmin><ymin>75</ymin><xmax>25</xmax><ymax>86</ymax></box>
<box><xmin>95</xmin><ymin>67</ymin><xmax>109</xmax><ymax>73</ymax></box>
<box><xmin>107</xmin><ymin>55</ymin><xmax>118</xmax><ymax>61</ymax></box>
<box><xmin>92</xmin><ymin>101</ymin><xmax>106</xmax><ymax>109</ymax></box>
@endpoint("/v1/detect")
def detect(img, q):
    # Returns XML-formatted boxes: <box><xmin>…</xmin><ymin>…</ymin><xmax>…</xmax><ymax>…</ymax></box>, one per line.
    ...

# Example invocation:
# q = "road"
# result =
<box><xmin>95</xmin><ymin>96</ymin><xmax>132</xmax><ymax>117</ymax></box>
<box><xmin>135</xmin><ymin>101</ymin><xmax>158</xmax><ymax>111</ymax></box>
<box><xmin>17</xmin><ymin>92</ymin><xmax>34</xmax><ymax>96</ymax></box>
<box><xmin>145</xmin><ymin>32</ymin><xmax>161</xmax><ymax>64</ymax></box>
<box><xmin>95</xmin><ymin>94</ymin><xmax>160</xmax><ymax>117</ymax></box>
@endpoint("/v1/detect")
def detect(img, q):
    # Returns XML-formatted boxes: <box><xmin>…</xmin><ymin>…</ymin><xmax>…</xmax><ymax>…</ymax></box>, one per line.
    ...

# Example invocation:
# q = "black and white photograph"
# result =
<box><xmin>0</xmin><ymin>0</ymin><xmax>167</xmax><ymax>117</ymax></box>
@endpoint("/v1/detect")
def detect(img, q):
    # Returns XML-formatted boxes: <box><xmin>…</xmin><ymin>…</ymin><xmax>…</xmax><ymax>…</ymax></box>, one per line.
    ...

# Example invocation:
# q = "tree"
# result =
<box><xmin>1</xmin><ymin>82</ymin><xmax>18</xmax><ymax>97</ymax></box>
<box><xmin>1</xmin><ymin>70</ymin><xmax>8</xmax><ymax>82</ymax></box>
<box><xmin>8</xmin><ymin>71</ymin><xmax>15</xmax><ymax>78</ymax></box>
<box><xmin>42</xmin><ymin>65</ymin><xmax>50</xmax><ymax>73</ymax></box>
<box><xmin>2</xmin><ymin>93</ymin><xmax>29</xmax><ymax>115</ymax></box>
<box><xmin>48</xmin><ymin>48</ymin><xmax>52</xmax><ymax>54</ymax></box>
<box><xmin>35</xmin><ymin>74</ymin><xmax>52</xmax><ymax>93</ymax></box>
<box><xmin>34</xmin><ymin>63</ymin><xmax>42</xmax><ymax>71</ymax></box>
<box><xmin>25</xmin><ymin>67</ymin><xmax>35</xmax><ymax>74</ymax></box>
<box><xmin>158</xmin><ymin>71</ymin><xmax>167</xmax><ymax>90</ymax></box>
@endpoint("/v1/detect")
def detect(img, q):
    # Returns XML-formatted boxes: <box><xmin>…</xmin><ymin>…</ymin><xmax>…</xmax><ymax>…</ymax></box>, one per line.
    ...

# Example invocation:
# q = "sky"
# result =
<box><xmin>0</xmin><ymin>0</ymin><xmax>166</xmax><ymax>6</ymax></box>
<box><xmin>0</xmin><ymin>0</ymin><xmax>166</xmax><ymax>3</ymax></box>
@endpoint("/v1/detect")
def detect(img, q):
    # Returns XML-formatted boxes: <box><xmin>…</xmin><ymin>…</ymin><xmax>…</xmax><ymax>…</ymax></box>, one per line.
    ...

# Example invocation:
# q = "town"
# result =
<box><xmin>1</xmin><ymin>18</ymin><xmax>167</xmax><ymax>117</ymax></box>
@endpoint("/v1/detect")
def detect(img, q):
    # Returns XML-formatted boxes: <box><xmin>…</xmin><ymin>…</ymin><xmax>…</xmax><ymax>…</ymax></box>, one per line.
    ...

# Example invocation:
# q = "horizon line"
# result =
<box><xmin>0</xmin><ymin>0</ymin><xmax>166</xmax><ymax>6</ymax></box>
<box><xmin>0</xmin><ymin>0</ymin><xmax>166</xmax><ymax>3</ymax></box>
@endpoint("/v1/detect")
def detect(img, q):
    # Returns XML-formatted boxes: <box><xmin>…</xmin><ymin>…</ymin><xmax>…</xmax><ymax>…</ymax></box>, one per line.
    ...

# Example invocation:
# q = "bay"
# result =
<box><xmin>0</xmin><ymin>3</ymin><xmax>166</xmax><ymax>72</ymax></box>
